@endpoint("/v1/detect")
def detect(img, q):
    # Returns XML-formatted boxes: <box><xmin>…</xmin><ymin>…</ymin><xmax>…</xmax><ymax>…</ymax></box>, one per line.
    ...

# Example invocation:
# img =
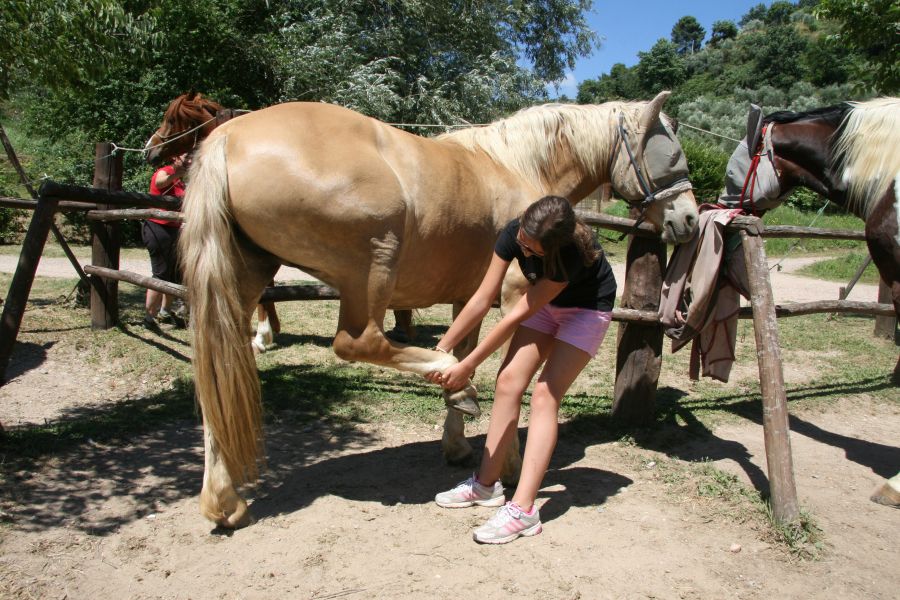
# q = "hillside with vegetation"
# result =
<box><xmin>575</xmin><ymin>1</ymin><xmax>898</xmax><ymax>205</ymax></box>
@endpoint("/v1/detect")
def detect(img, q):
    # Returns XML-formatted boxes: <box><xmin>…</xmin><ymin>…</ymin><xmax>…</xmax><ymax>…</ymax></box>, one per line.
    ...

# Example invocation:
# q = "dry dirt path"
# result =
<box><xmin>0</xmin><ymin>253</ymin><xmax>881</xmax><ymax>305</ymax></box>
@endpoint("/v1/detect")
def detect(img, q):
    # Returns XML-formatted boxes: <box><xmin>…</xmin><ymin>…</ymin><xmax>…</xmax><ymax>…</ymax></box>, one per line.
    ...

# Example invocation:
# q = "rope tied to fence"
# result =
<box><xmin>678</xmin><ymin>122</ymin><xmax>742</xmax><ymax>143</ymax></box>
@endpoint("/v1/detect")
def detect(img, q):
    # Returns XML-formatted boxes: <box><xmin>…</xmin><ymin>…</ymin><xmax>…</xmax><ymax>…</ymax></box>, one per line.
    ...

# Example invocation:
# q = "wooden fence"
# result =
<box><xmin>0</xmin><ymin>141</ymin><xmax>896</xmax><ymax>526</ymax></box>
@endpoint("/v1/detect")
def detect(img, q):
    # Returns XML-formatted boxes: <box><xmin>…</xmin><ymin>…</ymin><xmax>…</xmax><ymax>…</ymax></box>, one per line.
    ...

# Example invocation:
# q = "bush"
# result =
<box><xmin>680</xmin><ymin>137</ymin><xmax>729</xmax><ymax>203</ymax></box>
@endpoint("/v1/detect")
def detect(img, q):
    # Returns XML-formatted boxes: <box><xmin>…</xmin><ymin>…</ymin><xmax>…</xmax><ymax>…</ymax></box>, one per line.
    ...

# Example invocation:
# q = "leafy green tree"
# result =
<box><xmin>739</xmin><ymin>24</ymin><xmax>810</xmax><ymax>90</ymax></box>
<box><xmin>765</xmin><ymin>1</ymin><xmax>796</xmax><ymax>25</ymax></box>
<box><xmin>816</xmin><ymin>0</ymin><xmax>900</xmax><ymax>92</ymax></box>
<box><xmin>576</xmin><ymin>63</ymin><xmax>641</xmax><ymax>103</ymax></box>
<box><xmin>709</xmin><ymin>20</ymin><xmax>738</xmax><ymax>45</ymax></box>
<box><xmin>636</xmin><ymin>39</ymin><xmax>685</xmax><ymax>94</ymax></box>
<box><xmin>9</xmin><ymin>0</ymin><xmax>601</xmax><ymax>189</ymax></box>
<box><xmin>0</xmin><ymin>1</ymin><xmax>155</xmax><ymax>99</ymax></box>
<box><xmin>267</xmin><ymin>0</ymin><xmax>596</xmax><ymax>127</ymax></box>
<box><xmin>739</xmin><ymin>3</ymin><xmax>768</xmax><ymax>27</ymax></box>
<box><xmin>803</xmin><ymin>31</ymin><xmax>859</xmax><ymax>86</ymax></box>
<box><xmin>671</xmin><ymin>16</ymin><xmax>705</xmax><ymax>55</ymax></box>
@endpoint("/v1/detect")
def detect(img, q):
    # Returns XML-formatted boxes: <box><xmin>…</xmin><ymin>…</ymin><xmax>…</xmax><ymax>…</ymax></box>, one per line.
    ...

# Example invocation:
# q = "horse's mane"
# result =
<box><xmin>763</xmin><ymin>103</ymin><xmax>850</xmax><ymax>127</ymax></box>
<box><xmin>164</xmin><ymin>92</ymin><xmax>224</xmax><ymax>132</ymax></box>
<box><xmin>831</xmin><ymin>97</ymin><xmax>900</xmax><ymax>217</ymax></box>
<box><xmin>437</xmin><ymin>102</ymin><xmax>652</xmax><ymax>189</ymax></box>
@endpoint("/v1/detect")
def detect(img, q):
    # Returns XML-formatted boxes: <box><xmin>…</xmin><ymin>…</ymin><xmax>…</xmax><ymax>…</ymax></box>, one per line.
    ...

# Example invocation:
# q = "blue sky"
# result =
<box><xmin>551</xmin><ymin>0</ymin><xmax>774</xmax><ymax>97</ymax></box>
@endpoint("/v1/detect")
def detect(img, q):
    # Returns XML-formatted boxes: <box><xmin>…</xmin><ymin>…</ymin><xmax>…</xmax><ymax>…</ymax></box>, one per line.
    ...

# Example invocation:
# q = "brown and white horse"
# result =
<box><xmin>720</xmin><ymin>97</ymin><xmax>900</xmax><ymax>507</ymax></box>
<box><xmin>721</xmin><ymin>97</ymin><xmax>899</xmax><ymax>376</ymax></box>
<box><xmin>147</xmin><ymin>92</ymin><xmax>699</xmax><ymax>527</ymax></box>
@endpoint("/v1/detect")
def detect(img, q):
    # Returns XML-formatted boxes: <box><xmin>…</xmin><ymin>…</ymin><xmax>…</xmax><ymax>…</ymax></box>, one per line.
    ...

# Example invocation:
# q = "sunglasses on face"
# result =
<box><xmin>516</xmin><ymin>229</ymin><xmax>544</xmax><ymax>257</ymax></box>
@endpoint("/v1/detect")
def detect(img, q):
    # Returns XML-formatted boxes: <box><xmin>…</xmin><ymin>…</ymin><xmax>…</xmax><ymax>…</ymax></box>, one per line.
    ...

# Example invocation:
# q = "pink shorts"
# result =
<box><xmin>520</xmin><ymin>305</ymin><xmax>613</xmax><ymax>357</ymax></box>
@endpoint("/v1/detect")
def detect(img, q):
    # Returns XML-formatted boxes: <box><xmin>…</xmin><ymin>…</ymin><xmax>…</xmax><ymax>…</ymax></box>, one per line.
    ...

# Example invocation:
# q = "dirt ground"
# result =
<box><xmin>0</xmin><ymin>257</ymin><xmax>897</xmax><ymax>600</ymax></box>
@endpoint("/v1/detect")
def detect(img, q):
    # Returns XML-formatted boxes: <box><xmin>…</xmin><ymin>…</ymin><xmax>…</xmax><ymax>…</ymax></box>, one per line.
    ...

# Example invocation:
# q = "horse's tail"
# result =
<box><xmin>180</xmin><ymin>135</ymin><xmax>263</xmax><ymax>486</ymax></box>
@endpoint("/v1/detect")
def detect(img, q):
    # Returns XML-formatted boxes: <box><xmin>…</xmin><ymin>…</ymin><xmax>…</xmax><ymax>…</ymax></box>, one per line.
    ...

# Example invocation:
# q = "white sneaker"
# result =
<box><xmin>435</xmin><ymin>475</ymin><xmax>505</xmax><ymax>508</ymax></box>
<box><xmin>473</xmin><ymin>502</ymin><xmax>542</xmax><ymax>544</ymax></box>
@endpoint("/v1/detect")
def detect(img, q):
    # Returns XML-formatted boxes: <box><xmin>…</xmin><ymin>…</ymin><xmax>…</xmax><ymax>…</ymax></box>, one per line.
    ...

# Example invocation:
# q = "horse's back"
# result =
<box><xmin>199</xmin><ymin>102</ymin><xmax>515</xmax><ymax>301</ymax></box>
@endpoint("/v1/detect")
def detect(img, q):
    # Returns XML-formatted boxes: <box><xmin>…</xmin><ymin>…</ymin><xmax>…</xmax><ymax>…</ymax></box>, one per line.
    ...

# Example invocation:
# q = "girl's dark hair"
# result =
<box><xmin>520</xmin><ymin>196</ymin><xmax>600</xmax><ymax>280</ymax></box>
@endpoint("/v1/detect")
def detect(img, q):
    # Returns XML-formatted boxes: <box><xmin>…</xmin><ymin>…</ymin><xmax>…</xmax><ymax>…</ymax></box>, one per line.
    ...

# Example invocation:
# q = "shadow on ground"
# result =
<box><xmin>1</xmin><ymin>361</ymin><xmax>895</xmax><ymax>536</ymax></box>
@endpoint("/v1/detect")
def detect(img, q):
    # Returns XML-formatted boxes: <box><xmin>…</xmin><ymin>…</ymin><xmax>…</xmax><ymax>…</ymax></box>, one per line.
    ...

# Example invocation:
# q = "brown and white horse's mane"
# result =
<box><xmin>832</xmin><ymin>97</ymin><xmax>900</xmax><ymax>218</ymax></box>
<box><xmin>765</xmin><ymin>97</ymin><xmax>900</xmax><ymax>218</ymax></box>
<box><xmin>437</xmin><ymin>101</ymin><xmax>659</xmax><ymax>190</ymax></box>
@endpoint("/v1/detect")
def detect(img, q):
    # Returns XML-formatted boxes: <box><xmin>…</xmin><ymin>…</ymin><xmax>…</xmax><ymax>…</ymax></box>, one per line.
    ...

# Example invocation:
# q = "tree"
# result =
<box><xmin>636</xmin><ymin>39</ymin><xmax>685</xmax><ymax>94</ymax></box>
<box><xmin>267</xmin><ymin>0</ymin><xmax>599</xmax><ymax>127</ymax></box>
<box><xmin>765</xmin><ymin>1</ymin><xmax>796</xmax><ymax>25</ymax></box>
<box><xmin>671</xmin><ymin>16</ymin><xmax>705</xmax><ymax>55</ymax></box>
<box><xmin>709</xmin><ymin>20</ymin><xmax>738</xmax><ymax>46</ymax></box>
<box><xmin>0</xmin><ymin>0</ymin><xmax>154</xmax><ymax>99</ymax></box>
<box><xmin>816</xmin><ymin>0</ymin><xmax>900</xmax><ymax>92</ymax></box>
<box><xmin>739</xmin><ymin>3</ymin><xmax>768</xmax><ymax>27</ymax></box>
<box><xmin>748</xmin><ymin>24</ymin><xmax>810</xmax><ymax>90</ymax></box>
<box><xmin>576</xmin><ymin>62</ymin><xmax>640</xmax><ymax>103</ymax></box>
<box><xmin>8</xmin><ymin>0</ymin><xmax>602</xmax><ymax>188</ymax></box>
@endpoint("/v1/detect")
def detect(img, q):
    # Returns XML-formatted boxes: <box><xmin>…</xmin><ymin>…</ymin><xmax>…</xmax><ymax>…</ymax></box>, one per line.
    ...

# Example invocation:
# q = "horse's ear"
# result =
<box><xmin>638</xmin><ymin>91</ymin><xmax>670</xmax><ymax>131</ymax></box>
<box><xmin>669</xmin><ymin>117</ymin><xmax>680</xmax><ymax>135</ymax></box>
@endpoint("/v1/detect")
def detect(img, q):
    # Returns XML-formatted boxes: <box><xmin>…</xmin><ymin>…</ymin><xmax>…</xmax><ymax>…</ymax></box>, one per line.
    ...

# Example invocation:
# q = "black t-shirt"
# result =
<box><xmin>494</xmin><ymin>219</ymin><xmax>617</xmax><ymax>311</ymax></box>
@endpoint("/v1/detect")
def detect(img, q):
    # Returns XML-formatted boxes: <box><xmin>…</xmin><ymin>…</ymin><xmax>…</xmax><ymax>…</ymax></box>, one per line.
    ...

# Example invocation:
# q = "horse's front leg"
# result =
<box><xmin>864</xmin><ymin>190</ymin><xmax>900</xmax><ymax>381</ymax></box>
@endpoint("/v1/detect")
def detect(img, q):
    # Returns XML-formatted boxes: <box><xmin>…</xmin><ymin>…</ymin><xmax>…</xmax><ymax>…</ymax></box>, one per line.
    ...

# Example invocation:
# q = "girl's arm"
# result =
<box><xmin>434</xmin><ymin>253</ymin><xmax>510</xmax><ymax>352</ymax></box>
<box><xmin>439</xmin><ymin>276</ymin><xmax>567</xmax><ymax>391</ymax></box>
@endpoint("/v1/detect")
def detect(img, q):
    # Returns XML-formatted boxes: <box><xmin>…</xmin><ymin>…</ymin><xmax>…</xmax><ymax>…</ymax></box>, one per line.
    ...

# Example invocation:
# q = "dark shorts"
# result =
<box><xmin>142</xmin><ymin>221</ymin><xmax>181</xmax><ymax>283</ymax></box>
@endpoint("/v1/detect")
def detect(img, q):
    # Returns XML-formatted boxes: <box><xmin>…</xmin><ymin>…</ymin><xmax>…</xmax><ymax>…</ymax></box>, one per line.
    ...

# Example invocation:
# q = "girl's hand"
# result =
<box><xmin>440</xmin><ymin>362</ymin><xmax>473</xmax><ymax>392</ymax></box>
<box><xmin>423</xmin><ymin>371</ymin><xmax>443</xmax><ymax>385</ymax></box>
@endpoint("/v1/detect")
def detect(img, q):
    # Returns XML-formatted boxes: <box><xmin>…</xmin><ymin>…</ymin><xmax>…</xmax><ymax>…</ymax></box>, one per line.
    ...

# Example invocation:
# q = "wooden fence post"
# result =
<box><xmin>740</xmin><ymin>228</ymin><xmax>800</xmax><ymax>525</ymax></box>
<box><xmin>0</xmin><ymin>195</ymin><xmax>59</xmax><ymax>383</ymax></box>
<box><xmin>612</xmin><ymin>218</ymin><xmax>666</xmax><ymax>425</ymax></box>
<box><xmin>90</xmin><ymin>143</ymin><xmax>122</xmax><ymax>329</ymax></box>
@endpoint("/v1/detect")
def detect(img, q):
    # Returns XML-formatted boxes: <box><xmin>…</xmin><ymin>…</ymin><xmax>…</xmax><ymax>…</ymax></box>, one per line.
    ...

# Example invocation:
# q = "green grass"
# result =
<box><xmin>761</xmin><ymin>204</ymin><xmax>867</xmax><ymax>256</ymax></box>
<box><xmin>796</xmin><ymin>251</ymin><xmax>881</xmax><ymax>285</ymax></box>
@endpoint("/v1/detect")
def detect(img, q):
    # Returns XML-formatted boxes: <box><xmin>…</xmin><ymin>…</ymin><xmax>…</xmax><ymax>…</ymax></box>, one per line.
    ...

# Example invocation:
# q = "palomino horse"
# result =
<box><xmin>143</xmin><ymin>92</ymin><xmax>281</xmax><ymax>353</ymax></box>
<box><xmin>719</xmin><ymin>97</ymin><xmax>900</xmax><ymax>507</ymax></box>
<box><xmin>147</xmin><ymin>91</ymin><xmax>699</xmax><ymax>528</ymax></box>
<box><xmin>719</xmin><ymin>98</ymin><xmax>899</xmax><ymax>376</ymax></box>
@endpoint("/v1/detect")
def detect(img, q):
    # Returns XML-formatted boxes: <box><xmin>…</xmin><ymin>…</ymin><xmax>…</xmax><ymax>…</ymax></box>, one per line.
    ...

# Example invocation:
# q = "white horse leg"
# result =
<box><xmin>499</xmin><ymin>430</ymin><xmax>523</xmax><ymax>486</ymax></box>
<box><xmin>252</xmin><ymin>305</ymin><xmax>273</xmax><ymax>353</ymax></box>
<box><xmin>442</xmin><ymin>410</ymin><xmax>473</xmax><ymax>465</ymax></box>
<box><xmin>871</xmin><ymin>472</ymin><xmax>900</xmax><ymax>508</ymax></box>
<box><xmin>199</xmin><ymin>423</ymin><xmax>251</xmax><ymax>528</ymax></box>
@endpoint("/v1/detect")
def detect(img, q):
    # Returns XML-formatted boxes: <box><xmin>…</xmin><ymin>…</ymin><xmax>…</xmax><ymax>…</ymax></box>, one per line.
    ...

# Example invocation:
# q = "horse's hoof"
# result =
<box><xmin>449</xmin><ymin>398</ymin><xmax>481</xmax><ymax>417</ymax></box>
<box><xmin>444</xmin><ymin>384</ymin><xmax>480</xmax><ymax>417</ymax></box>
<box><xmin>200</xmin><ymin>486</ymin><xmax>253</xmax><ymax>529</ymax></box>
<box><xmin>870</xmin><ymin>481</ymin><xmax>900</xmax><ymax>508</ymax></box>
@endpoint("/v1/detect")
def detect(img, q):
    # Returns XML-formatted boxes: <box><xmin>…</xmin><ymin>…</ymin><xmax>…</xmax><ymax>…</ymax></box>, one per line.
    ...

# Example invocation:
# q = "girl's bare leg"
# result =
<box><xmin>511</xmin><ymin>341</ymin><xmax>591</xmax><ymax>510</ymax></box>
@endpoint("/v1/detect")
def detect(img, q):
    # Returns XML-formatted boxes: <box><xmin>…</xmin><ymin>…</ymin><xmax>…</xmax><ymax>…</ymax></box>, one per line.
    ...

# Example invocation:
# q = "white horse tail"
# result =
<box><xmin>180</xmin><ymin>135</ymin><xmax>263</xmax><ymax>486</ymax></box>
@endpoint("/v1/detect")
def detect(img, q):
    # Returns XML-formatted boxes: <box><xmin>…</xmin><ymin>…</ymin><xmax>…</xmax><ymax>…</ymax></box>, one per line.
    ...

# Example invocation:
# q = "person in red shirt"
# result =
<box><xmin>143</xmin><ymin>153</ymin><xmax>189</xmax><ymax>331</ymax></box>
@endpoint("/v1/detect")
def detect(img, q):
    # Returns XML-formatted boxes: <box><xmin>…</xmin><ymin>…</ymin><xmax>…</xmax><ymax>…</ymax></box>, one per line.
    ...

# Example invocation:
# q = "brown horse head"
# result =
<box><xmin>145</xmin><ymin>92</ymin><xmax>223</xmax><ymax>167</ymax></box>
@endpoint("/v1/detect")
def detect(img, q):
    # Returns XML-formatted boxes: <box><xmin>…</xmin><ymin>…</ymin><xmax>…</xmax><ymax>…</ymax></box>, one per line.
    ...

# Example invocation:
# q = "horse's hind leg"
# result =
<box><xmin>198</xmin><ymin>239</ymin><xmax>280</xmax><ymax>528</ymax></box>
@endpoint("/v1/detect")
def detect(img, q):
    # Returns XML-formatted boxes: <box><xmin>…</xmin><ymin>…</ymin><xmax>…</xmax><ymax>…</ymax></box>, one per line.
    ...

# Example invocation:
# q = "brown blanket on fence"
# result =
<box><xmin>659</xmin><ymin>208</ymin><xmax>749</xmax><ymax>382</ymax></box>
